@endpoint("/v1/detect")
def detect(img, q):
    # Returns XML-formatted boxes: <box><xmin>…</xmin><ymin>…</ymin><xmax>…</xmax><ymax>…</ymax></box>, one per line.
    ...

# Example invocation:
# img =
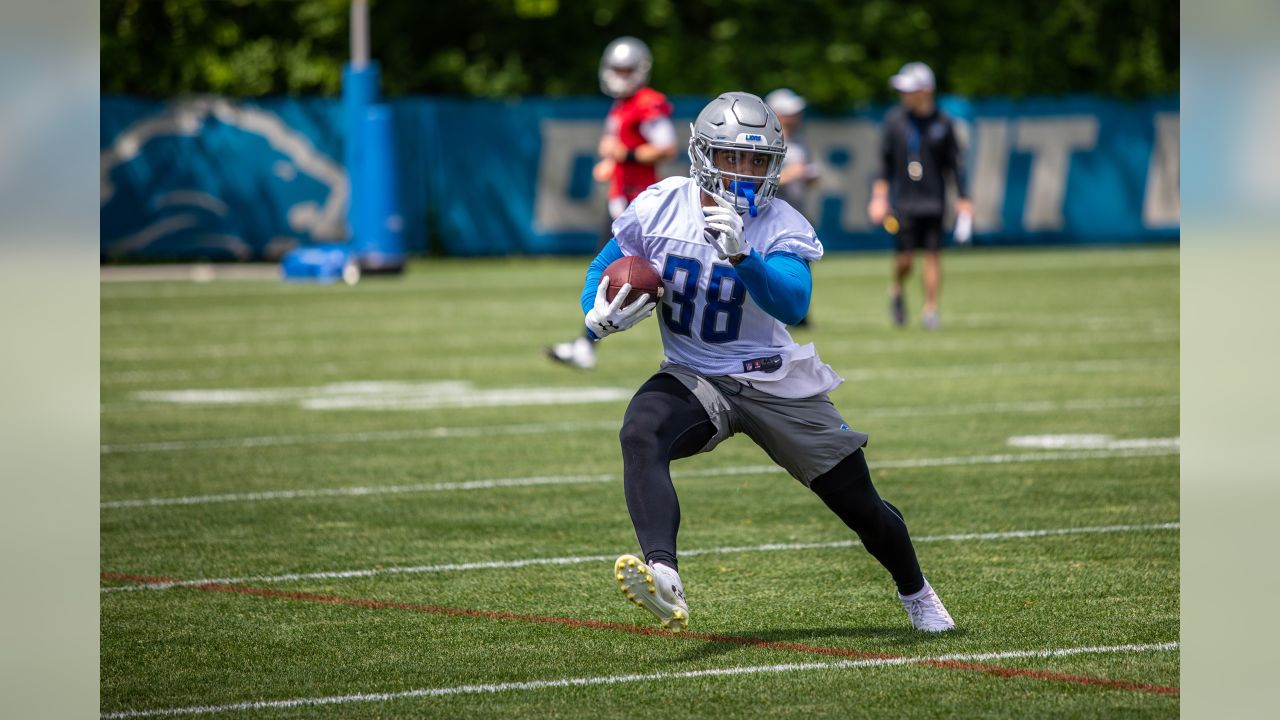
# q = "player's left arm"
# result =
<box><xmin>730</xmin><ymin>250</ymin><xmax>812</xmax><ymax>326</ymax></box>
<box><xmin>610</xmin><ymin>96</ymin><xmax>677</xmax><ymax>165</ymax></box>
<box><xmin>944</xmin><ymin>119</ymin><xmax>973</xmax><ymax>213</ymax></box>
<box><xmin>608</xmin><ymin>118</ymin><xmax>676</xmax><ymax>164</ymax></box>
<box><xmin>581</xmin><ymin>239</ymin><xmax>625</xmax><ymax>317</ymax></box>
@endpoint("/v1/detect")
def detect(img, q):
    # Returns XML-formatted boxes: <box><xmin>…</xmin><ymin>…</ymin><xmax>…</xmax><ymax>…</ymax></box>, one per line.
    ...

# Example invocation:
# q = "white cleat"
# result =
<box><xmin>899</xmin><ymin>579</ymin><xmax>956</xmax><ymax>632</ymax></box>
<box><xmin>614</xmin><ymin>554</ymin><xmax>689</xmax><ymax>632</ymax></box>
<box><xmin>545</xmin><ymin>336</ymin><xmax>596</xmax><ymax>370</ymax></box>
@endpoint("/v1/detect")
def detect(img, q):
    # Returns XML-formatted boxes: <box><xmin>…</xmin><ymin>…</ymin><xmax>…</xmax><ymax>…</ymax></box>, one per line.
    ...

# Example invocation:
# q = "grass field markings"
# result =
<box><xmin>99</xmin><ymin>645</ymin><xmax>1181</xmax><ymax>720</ymax></box>
<box><xmin>119</xmin><ymin>359</ymin><xmax>1173</xmax><ymax>410</ymax></box>
<box><xmin>860</xmin><ymin>395</ymin><xmax>1178</xmax><ymax>418</ymax></box>
<box><xmin>99</xmin><ymin>354</ymin><xmax>1176</xmax><ymax>390</ymax></box>
<box><xmin>840</xmin><ymin>357</ymin><xmax>1175</xmax><ymax>381</ymax></box>
<box><xmin>100</xmin><ymin>420</ymin><xmax>621</xmax><ymax>454</ymax></box>
<box><xmin>1006</xmin><ymin>434</ymin><xmax>1180</xmax><ymax>450</ymax></box>
<box><xmin>100</xmin><ymin>443</ymin><xmax>1179</xmax><ymax>509</ymax></box>
<box><xmin>101</xmin><ymin>325</ymin><xmax>1177</xmax><ymax>362</ymax></box>
<box><xmin>99</xmin><ymin>395</ymin><xmax>1179</xmax><ymax>454</ymax></box>
<box><xmin>819</xmin><ymin>328</ymin><xmax>1178</xmax><ymax>354</ymax></box>
<box><xmin>98</xmin><ymin>576</ymin><xmax>1181</xmax><ymax>718</ymax></box>
<box><xmin>100</xmin><ymin>472</ymin><xmax>622</xmax><ymax>509</ymax></box>
<box><xmin>131</xmin><ymin>381</ymin><xmax>632</xmax><ymax>411</ymax></box>
<box><xmin>100</xmin><ymin>521</ymin><xmax>1178</xmax><ymax>592</ymax></box>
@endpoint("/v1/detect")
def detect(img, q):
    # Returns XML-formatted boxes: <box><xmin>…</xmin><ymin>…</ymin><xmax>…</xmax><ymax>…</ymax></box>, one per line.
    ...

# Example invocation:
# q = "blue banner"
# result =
<box><xmin>101</xmin><ymin>95</ymin><xmax>1177</xmax><ymax>260</ymax></box>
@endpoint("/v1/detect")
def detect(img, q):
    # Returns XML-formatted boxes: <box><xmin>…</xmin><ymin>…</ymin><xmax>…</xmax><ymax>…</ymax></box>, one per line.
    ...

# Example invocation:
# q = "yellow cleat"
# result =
<box><xmin>612</xmin><ymin>554</ymin><xmax>690</xmax><ymax>632</ymax></box>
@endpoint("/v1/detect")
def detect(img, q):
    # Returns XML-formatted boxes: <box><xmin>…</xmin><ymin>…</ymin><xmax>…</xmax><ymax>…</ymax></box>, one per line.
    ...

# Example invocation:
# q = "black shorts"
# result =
<box><xmin>895</xmin><ymin>215</ymin><xmax>944</xmax><ymax>252</ymax></box>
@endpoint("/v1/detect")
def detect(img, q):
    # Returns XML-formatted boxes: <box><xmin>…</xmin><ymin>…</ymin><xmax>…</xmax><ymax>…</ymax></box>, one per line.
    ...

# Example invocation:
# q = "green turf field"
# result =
<box><xmin>100</xmin><ymin>245</ymin><xmax>1179</xmax><ymax>718</ymax></box>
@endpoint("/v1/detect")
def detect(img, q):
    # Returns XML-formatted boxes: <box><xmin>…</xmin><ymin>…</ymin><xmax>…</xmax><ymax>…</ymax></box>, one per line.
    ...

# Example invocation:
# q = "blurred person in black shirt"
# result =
<box><xmin>867</xmin><ymin>62</ymin><xmax>972</xmax><ymax>330</ymax></box>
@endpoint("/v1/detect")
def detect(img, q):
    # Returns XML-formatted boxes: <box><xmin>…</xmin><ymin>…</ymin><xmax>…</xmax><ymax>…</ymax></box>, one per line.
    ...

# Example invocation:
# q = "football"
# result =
<box><xmin>604</xmin><ymin>256</ymin><xmax>663</xmax><ymax>306</ymax></box>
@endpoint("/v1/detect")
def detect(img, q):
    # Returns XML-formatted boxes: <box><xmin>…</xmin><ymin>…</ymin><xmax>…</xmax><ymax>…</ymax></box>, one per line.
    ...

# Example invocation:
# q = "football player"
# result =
<box><xmin>577</xmin><ymin>91</ymin><xmax>956</xmax><ymax>633</ymax></box>
<box><xmin>547</xmin><ymin>36</ymin><xmax>676</xmax><ymax>370</ymax></box>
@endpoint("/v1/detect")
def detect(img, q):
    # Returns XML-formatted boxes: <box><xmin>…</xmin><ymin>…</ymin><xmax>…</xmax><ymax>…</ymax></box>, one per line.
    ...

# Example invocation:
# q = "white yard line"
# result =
<box><xmin>100</xmin><ymin>443</ymin><xmax>1179</xmax><ymax>510</ymax></box>
<box><xmin>102</xmin><ymin>327</ymin><xmax>1177</xmax><ymax>362</ymax></box>
<box><xmin>840</xmin><ymin>357</ymin><xmax>1175</xmax><ymax>381</ymax></box>
<box><xmin>100</xmin><ymin>355</ymin><xmax>1176</xmax><ymax>389</ymax></box>
<box><xmin>101</xmin><ymin>420</ymin><xmax>620</xmax><ymax>454</ymax></box>
<box><xmin>818</xmin><ymin>328</ymin><xmax>1178</xmax><ymax>355</ymax></box>
<box><xmin>98</xmin><ymin>642</ymin><xmax>1178</xmax><ymax>718</ymax></box>
<box><xmin>129</xmin><ymin>381</ymin><xmax>633</xmax><ymax>411</ymax></box>
<box><xmin>101</xmin><ymin>522</ymin><xmax>1178</xmax><ymax>593</ymax></box>
<box><xmin>862</xmin><ymin>395</ymin><xmax>1178</xmax><ymax>418</ymax></box>
<box><xmin>101</xmin><ymin>396</ymin><xmax>1178</xmax><ymax>454</ymax></box>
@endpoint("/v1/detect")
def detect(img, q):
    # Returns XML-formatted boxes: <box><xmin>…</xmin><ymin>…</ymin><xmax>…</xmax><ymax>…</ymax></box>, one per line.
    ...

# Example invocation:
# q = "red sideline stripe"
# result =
<box><xmin>922</xmin><ymin>659</ymin><xmax>1180</xmax><ymax>696</ymax></box>
<box><xmin>102</xmin><ymin>572</ymin><xmax>1178</xmax><ymax>696</ymax></box>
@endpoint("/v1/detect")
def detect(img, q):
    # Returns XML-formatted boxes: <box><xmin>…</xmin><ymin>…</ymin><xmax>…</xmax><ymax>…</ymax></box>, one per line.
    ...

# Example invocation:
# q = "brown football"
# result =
<box><xmin>604</xmin><ymin>256</ymin><xmax>664</xmax><ymax>305</ymax></box>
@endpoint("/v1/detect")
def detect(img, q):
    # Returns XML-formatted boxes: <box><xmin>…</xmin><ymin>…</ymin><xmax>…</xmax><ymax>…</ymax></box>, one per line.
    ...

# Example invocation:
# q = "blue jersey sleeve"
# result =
<box><xmin>581</xmin><ymin>239</ymin><xmax>624</xmax><ymax>315</ymax></box>
<box><xmin>731</xmin><ymin>250</ymin><xmax>812</xmax><ymax>326</ymax></box>
<box><xmin>580</xmin><ymin>239</ymin><xmax>625</xmax><ymax>339</ymax></box>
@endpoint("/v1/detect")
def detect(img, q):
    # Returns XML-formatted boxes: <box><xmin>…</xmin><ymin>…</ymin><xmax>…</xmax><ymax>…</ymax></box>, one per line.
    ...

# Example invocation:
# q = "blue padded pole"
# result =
<box><xmin>355</xmin><ymin>104</ymin><xmax>406</xmax><ymax>271</ymax></box>
<box><xmin>342</xmin><ymin>61</ymin><xmax>380</xmax><ymax>257</ymax></box>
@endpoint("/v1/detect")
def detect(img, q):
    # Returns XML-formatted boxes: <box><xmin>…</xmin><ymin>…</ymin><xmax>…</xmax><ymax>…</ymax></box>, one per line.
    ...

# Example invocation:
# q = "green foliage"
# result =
<box><xmin>102</xmin><ymin>0</ymin><xmax>1177</xmax><ymax>107</ymax></box>
<box><xmin>101</xmin><ymin>0</ymin><xmax>348</xmax><ymax>96</ymax></box>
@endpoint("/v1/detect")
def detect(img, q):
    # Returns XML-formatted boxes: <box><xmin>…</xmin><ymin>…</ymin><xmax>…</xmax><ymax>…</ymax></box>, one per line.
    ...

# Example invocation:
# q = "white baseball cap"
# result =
<box><xmin>764</xmin><ymin>88</ymin><xmax>807</xmax><ymax>117</ymax></box>
<box><xmin>889</xmin><ymin>62</ymin><xmax>936</xmax><ymax>92</ymax></box>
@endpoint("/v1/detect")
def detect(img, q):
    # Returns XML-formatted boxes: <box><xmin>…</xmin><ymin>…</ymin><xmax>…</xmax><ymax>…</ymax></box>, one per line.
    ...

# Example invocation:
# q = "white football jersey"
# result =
<box><xmin>612</xmin><ymin>176</ymin><xmax>843</xmax><ymax>398</ymax></box>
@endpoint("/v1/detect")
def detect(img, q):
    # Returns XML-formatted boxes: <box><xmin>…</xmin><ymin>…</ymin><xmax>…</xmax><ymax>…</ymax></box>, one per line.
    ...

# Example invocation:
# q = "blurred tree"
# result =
<box><xmin>101</xmin><ymin>0</ymin><xmax>348</xmax><ymax>96</ymax></box>
<box><xmin>101</xmin><ymin>0</ymin><xmax>1177</xmax><ymax>108</ymax></box>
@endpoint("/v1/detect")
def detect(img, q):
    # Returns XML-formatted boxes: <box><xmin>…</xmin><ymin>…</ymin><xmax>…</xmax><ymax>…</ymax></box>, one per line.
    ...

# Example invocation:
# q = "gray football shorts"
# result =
<box><xmin>659</xmin><ymin>362</ymin><xmax>869</xmax><ymax>487</ymax></box>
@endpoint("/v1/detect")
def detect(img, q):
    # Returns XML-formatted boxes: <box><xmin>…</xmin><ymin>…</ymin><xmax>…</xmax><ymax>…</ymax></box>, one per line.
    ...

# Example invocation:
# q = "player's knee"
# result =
<box><xmin>618</xmin><ymin>416</ymin><xmax>662</xmax><ymax>458</ymax></box>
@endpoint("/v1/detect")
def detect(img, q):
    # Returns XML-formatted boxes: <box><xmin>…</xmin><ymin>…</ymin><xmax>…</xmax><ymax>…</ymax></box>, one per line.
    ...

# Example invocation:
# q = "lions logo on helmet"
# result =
<box><xmin>689</xmin><ymin>91</ymin><xmax>788</xmax><ymax>214</ymax></box>
<box><xmin>599</xmin><ymin>37</ymin><xmax>652</xmax><ymax>98</ymax></box>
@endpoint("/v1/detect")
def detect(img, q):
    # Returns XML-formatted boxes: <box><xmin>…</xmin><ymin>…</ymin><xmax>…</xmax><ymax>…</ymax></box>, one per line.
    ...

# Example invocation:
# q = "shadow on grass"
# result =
<box><xmin>675</xmin><ymin>624</ymin><xmax>971</xmax><ymax>663</ymax></box>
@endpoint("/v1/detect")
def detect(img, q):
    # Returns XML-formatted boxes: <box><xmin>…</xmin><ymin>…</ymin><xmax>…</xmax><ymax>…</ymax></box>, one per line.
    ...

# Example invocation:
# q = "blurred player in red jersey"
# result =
<box><xmin>548</xmin><ymin>36</ymin><xmax>676</xmax><ymax>370</ymax></box>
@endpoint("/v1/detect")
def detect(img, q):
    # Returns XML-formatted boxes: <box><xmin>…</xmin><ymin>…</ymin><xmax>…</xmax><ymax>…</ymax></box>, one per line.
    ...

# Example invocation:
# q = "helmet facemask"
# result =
<box><xmin>688</xmin><ymin>91</ymin><xmax>788</xmax><ymax>215</ymax></box>
<box><xmin>689</xmin><ymin>134</ymin><xmax>785</xmax><ymax>215</ymax></box>
<box><xmin>600</xmin><ymin>65</ymin><xmax>648</xmax><ymax>97</ymax></box>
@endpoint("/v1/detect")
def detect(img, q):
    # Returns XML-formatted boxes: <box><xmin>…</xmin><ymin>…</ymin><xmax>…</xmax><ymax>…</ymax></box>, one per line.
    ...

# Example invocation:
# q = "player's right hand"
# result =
<box><xmin>868</xmin><ymin>196</ymin><xmax>890</xmax><ymax>225</ymax></box>
<box><xmin>585</xmin><ymin>275</ymin><xmax>656</xmax><ymax>339</ymax></box>
<box><xmin>703</xmin><ymin>193</ymin><xmax>747</xmax><ymax>260</ymax></box>
<box><xmin>593</xmin><ymin>158</ymin><xmax>616</xmax><ymax>183</ymax></box>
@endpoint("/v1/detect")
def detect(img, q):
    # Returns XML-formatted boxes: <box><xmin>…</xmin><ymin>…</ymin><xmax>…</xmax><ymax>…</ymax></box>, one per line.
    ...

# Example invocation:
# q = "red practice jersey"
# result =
<box><xmin>605</xmin><ymin>86</ymin><xmax>673</xmax><ymax>202</ymax></box>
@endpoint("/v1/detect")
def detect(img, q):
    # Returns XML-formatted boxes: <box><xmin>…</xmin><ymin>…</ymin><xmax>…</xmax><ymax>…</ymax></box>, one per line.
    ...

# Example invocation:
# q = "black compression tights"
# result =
<box><xmin>619</xmin><ymin>373</ymin><xmax>925</xmax><ymax>596</ymax></box>
<box><xmin>619</xmin><ymin>374</ymin><xmax>717</xmax><ymax>572</ymax></box>
<box><xmin>810</xmin><ymin>450</ymin><xmax>925</xmax><ymax>596</ymax></box>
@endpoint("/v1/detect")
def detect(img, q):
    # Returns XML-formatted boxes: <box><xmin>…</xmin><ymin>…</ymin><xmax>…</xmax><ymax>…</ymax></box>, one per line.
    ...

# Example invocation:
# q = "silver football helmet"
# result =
<box><xmin>599</xmin><ymin>37</ymin><xmax>652</xmax><ymax>98</ymax></box>
<box><xmin>689</xmin><ymin>91</ymin><xmax>787</xmax><ymax>213</ymax></box>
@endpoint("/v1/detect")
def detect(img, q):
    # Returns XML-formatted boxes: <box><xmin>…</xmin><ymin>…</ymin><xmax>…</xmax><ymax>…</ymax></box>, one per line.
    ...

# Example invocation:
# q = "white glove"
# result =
<box><xmin>954</xmin><ymin>209</ymin><xmax>973</xmax><ymax>245</ymax></box>
<box><xmin>702</xmin><ymin>194</ymin><xmax>747</xmax><ymax>260</ymax></box>
<box><xmin>584</xmin><ymin>275</ymin><xmax>656</xmax><ymax>339</ymax></box>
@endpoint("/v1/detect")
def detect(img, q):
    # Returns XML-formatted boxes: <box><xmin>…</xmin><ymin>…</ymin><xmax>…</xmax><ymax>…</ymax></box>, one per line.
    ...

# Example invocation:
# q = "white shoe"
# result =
<box><xmin>899</xmin><ymin>579</ymin><xmax>955</xmax><ymax>632</ymax></box>
<box><xmin>614</xmin><ymin>554</ymin><xmax>689</xmax><ymax>632</ymax></box>
<box><xmin>545</xmin><ymin>336</ymin><xmax>596</xmax><ymax>370</ymax></box>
